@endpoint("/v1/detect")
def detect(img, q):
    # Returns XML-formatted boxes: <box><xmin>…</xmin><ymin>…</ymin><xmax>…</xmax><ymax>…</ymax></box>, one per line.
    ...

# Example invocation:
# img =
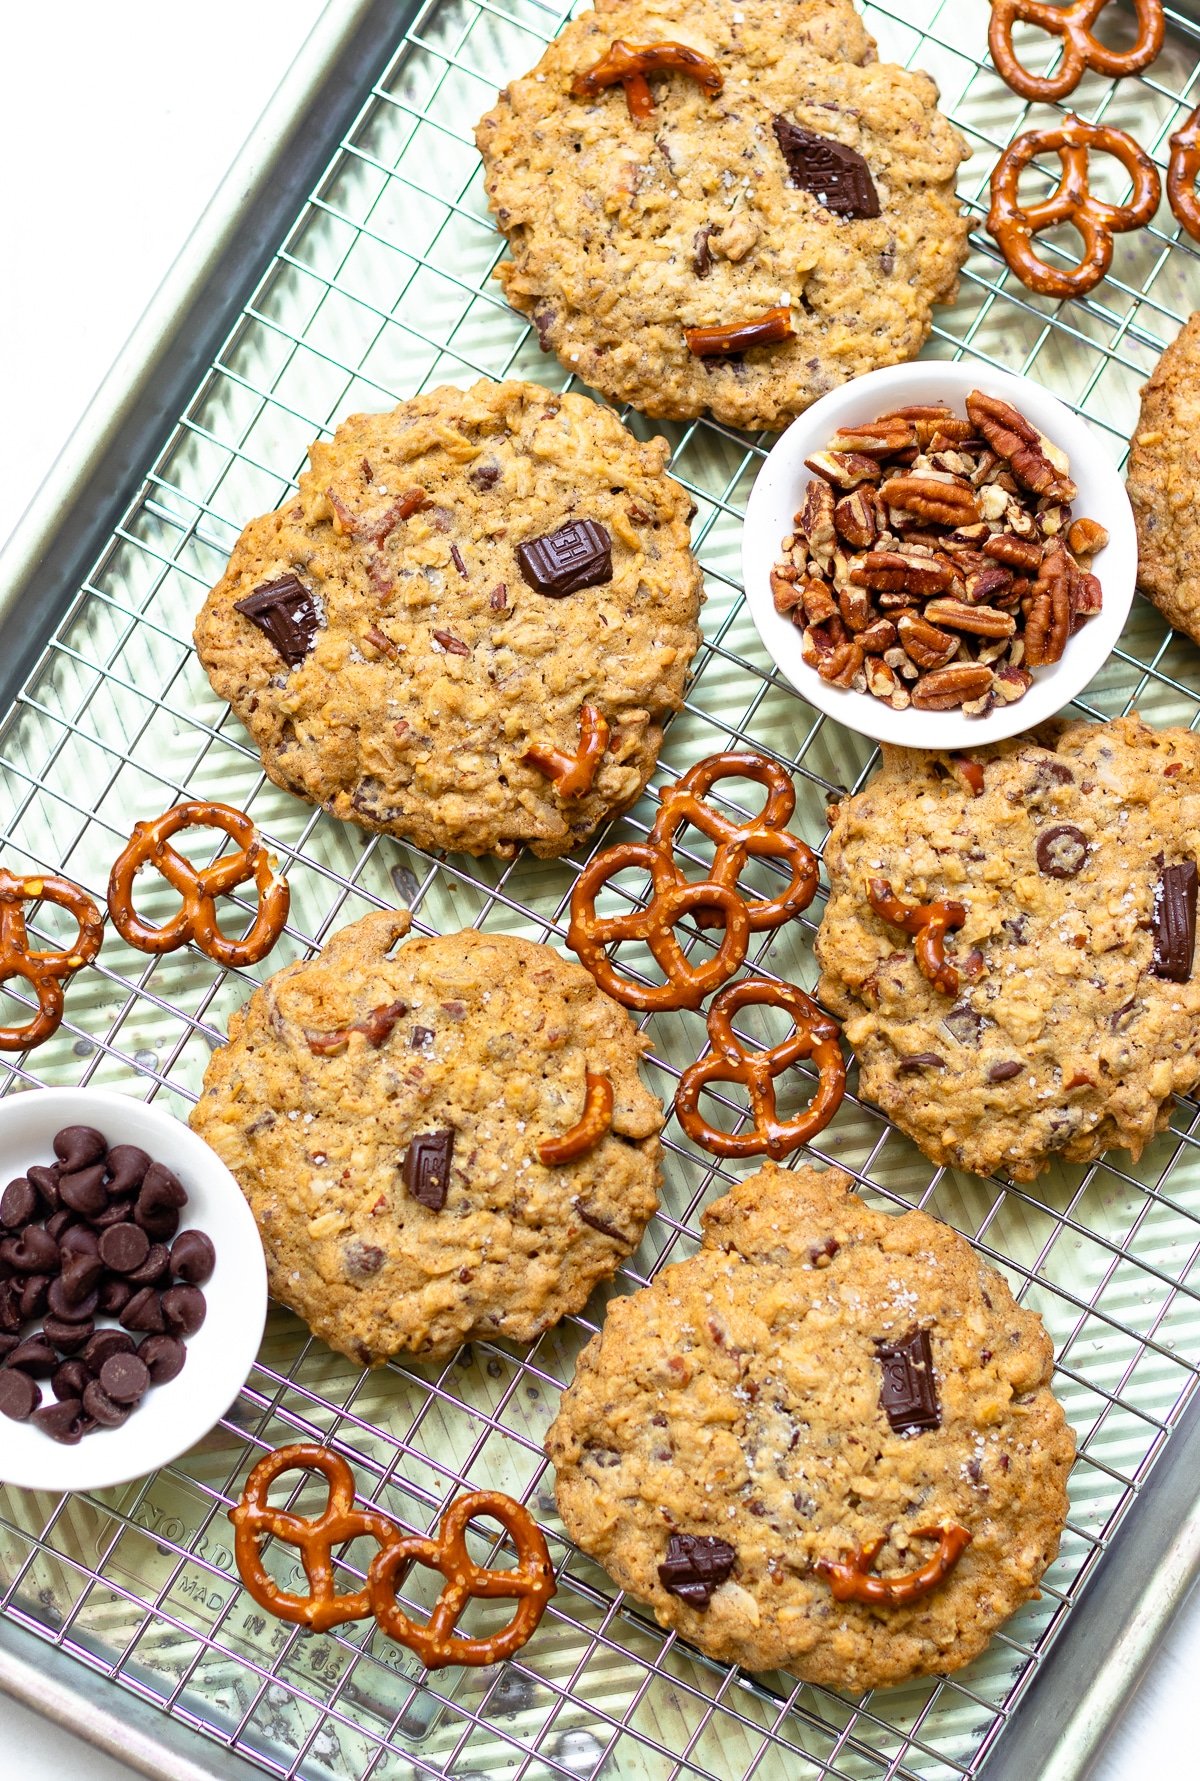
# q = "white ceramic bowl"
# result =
<box><xmin>0</xmin><ymin>1087</ymin><xmax>266</xmax><ymax>1493</ymax></box>
<box><xmin>742</xmin><ymin>361</ymin><xmax>1137</xmax><ymax>750</ymax></box>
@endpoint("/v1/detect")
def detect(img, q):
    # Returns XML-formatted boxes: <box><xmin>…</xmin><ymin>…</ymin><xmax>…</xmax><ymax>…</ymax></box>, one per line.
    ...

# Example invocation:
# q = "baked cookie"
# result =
<box><xmin>1128</xmin><ymin>313</ymin><xmax>1200</xmax><ymax>646</ymax></box>
<box><xmin>190</xmin><ymin>910</ymin><xmax>664</xmax><ymax>1363</ymax></box>
<box><xmin>475</xmin><ymin>0</ymin><xmax>969</xmax><ymax>431</ymax></box>
<box><xmin>193</xmin><ymin>380</ymin><xmax>702</xmax><ymax>858</ymax></box>
<box><xmin>816</xmin><ymin>715</ymin><xmax>1200</xmax><ymax>1181</ymax></box>
<box><xmin>547</xmin><ymin>1163</ymin><xmax>1073</xmax><ymax>1689</ymax></box>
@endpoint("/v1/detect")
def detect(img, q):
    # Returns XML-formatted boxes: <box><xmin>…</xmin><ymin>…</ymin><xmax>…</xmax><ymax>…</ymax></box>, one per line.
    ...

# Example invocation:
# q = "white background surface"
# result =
<box><xmin>0</xmin><ymin>3</ymin><xmax>1195</xmax><ymax>1777</ymax></box>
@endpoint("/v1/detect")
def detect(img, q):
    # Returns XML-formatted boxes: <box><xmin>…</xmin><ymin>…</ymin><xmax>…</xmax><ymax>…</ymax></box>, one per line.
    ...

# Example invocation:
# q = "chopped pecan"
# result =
<box><xmin>804</xmin><ymin>450</ymin><xmax>882</xmax><ymax>488</ymax></box>
<box><xmin>857</xmin><ymin>617</ymin><xmax>897</xmax><ymax>653</ymax></box>
<box><xmin>817</xmin><ymin>640</ymin><xmax>866</xmax><ymax>688</ymax></box>
<box><xmin>911</xmin><ymin>664</ymin><xmax>995</xmax><ymax>709</ymax></box>
<box><xmin>1067</xmin><ymin>516</ymin><xmax>1108</xmax><ymax>557</ymax></box>
<box><xmin>994</xmin><ymin>663</ymin><xmax>1033</xmax><ymax>702</ymax></box>
<box><xmin>866</xmin><ymin>657</ymin><xmax>909</xmax><ymax>706</ymax></box>
<box><xmin>880</xmin><ymin>474</ymin><xmax>981</xmax><ymax>527</ymax></box>
<box><xmin>801</xmin><ymin>579</ymin><xmax>840</xmax><ymax>625</ymax></box>
<box><xmin>849</xmin><ymin>552</ymin><xmax>955</xmax><ymax>597</ymax></box>
<box><xmin>1067</xmin><ymin>562</ymin><xmax>1103</xmax><ymax>624</ymax></box>
<box><xmin>963</xmin><ymin>565</ymin><xmax>1015</xmax><ymax>606</ymax></box>
<box><xmin>833</xmin><ymin>488</ymin><xmax>879</xmax><ymax>548</ymax></box>
<box><xmin>922</xmin><ymin>598</ymin><xmax>1016</xmax><ymax>638</ymax></box>
<box><xmin>838</xmin><ymin>584</ymin><xmax>873</xmax><ymax>632</ymax></box>
<box><xmin>799</xmin><ymin>617</ymin><xmax>847</xmax><ymax>668</ymax></box>
<box><xmin>1024</xmin><ymin>546</ymin><xmax>1071</xmax><ymax>666</ymax></box>
<box><xmin>884</xmin><ymin>646</ymin><xmax>919</xmax><ymax>680</ymax></box>
<box><xmin>829</xmin><ymin>418</ymin><xmax>915</xmax><ymax>456</ymax></box>
<box><xmin>771</xmin><ymin>567</ymin><xmax>805</xmax><ymax>614</ymax></box>
<box><xmin>897</xmin><ymin>612</ymin><xmax>958</xmax><ymax>670</ymax></box>
<box><xmin>965</xmin><ymin>391</ymin><xmax>1077</xmax><ymax>503</ymax></box>
<box><xmin>795</xmin><ymin>478</ymin><xmax>836</xmax><ymax>562</ymax></box>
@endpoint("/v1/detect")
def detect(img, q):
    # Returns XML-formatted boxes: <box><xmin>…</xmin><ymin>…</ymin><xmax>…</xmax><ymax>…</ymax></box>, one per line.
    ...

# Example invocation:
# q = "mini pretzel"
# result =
<box><xmin>816</xmin><ymin>1523</ymin><xmax>972</xmax><ymax>1608</ymax></box>
<box><xmin>868</xmin><ymin>878</ymin><xmax>967</xmax><ymax>997</ymax></box>
<box><xmin>987</xmin><ymin>117</ymin><xmax>1161</xmax><ymax>298</ymax></box>
<box><xmin>523</xmin><ymin>704</ymin><xmax>610</xmax><ymax>799</ymax></box>
<box><xmin>570</xmin><ymin>40</ymin><xmax>724</xmax><ymax>121</ymax></box>
<box><xmin>538</xmin><ymin>1071</ymin><xmax>614</xmax><ymax>1165</ymax></box>
<box><xmin>568</xmin><ymin>840</ymin><xmax>750</xmax><ymax>1012</ymax></box>
<box><xmin>231</xmin><ymin>1445</ymin><xmax>555</xmax><ymax>1668</ymax></box>
<box><xmin>988</xmin><ymin>0</ymin><xmax>1164</xmax><ymax>103</ymax></box>
<box><xmin>1168</xmin><ymin>103</ymin><xmax>1200</xmax><ymax>241</ymax></box>
<box><xmin>650</xmin><ymin>751</ymin><xmax>819</xmax><ymax>932</ymax></box>
<box><xmin>684</xmin><ymin>308</ymin><xmax>795</xmax><ymax>357</ymax></box>
<box><xmin>108</xmin><ymin>802</ymin><xmax>290</xmax><ymax>968</ymax></box>
<box><xmin>675</xmin><ymin>977</ymin><xmax>845</xmax><ymax>1160</ymax></box>
<box><xmin>0</xmin><ymin>868</ymin><xmax>104</xmax><ymax>1052</ymax></box>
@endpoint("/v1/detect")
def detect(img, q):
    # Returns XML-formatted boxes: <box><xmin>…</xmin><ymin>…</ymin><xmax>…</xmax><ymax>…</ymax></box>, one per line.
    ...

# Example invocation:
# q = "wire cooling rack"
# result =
<box><xmin>3</xmin><ymin>0</ymin><xmax>1200</xmax><ymax>1776</ymax></box>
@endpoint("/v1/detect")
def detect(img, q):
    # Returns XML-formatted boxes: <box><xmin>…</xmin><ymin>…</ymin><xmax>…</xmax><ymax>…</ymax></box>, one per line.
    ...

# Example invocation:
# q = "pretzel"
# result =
<box><xmin>538</xmin><ymin>1071</ymin><xmax>614</xmax><ymax>1165</ymax></box>
<box><xmin>1168</xmin><ymin>103</ymin><xmax>1200</xmax><ymax>241</ymax></box>
<box><xmin>816</xmin><ymin>1523</ymin><xmax>972</xmax><ymax>1608</ymax></box>
<box><xmin>570</xmin><ymin>40</ymin><xmax>723</xmax><ymax>121</ymax></box>
<box><xmin>231</xmin><ymin>1445</ymin><xmax>555</xmax><ymax>1668</ymax></box>
<box><xmin>523</xmin><ymin>704</ymin><xmax>610</xmax><ymax>798</ymax></box>
<box><xmin>987</xmin><ymin>117</ymin><xmax>1161</xmax><ymax>298</ymax></box>
<box><xmin>684</xmin><ymin>308</ymin><xmax>795</xmax><ymax>357</ymax></box>
<box><xmin>568</xmin><ymin>840</ymin><xmax>751</xmax><ymax>1012</ymax></box>
<box><xmin>868</xmin><ymin>877</ymin><xmax>967</xmax><ymax>997</ymax></box>
<box><xmin>649</xmin><ymin>751</ymin><xmax>819</xmax><ymax>932</ymax></box>
<box><xmin>108</xmin><ymin>802</ymin><xmax>290</xmax><ymax>968</ymax></box>
<box><xmin>988</xmin><ymin>0</ymin><xmax>1164</xmax><ymax>104</ymax></box>
<box><xmin>0</xmin><ymin>868</ymin><xmax>104</xmax><ymax>1052</ymax></box>
<box><xmin>675</xmin><ymin>977</ymin><xmax>845</xmax><ymax>1159</ymax></box>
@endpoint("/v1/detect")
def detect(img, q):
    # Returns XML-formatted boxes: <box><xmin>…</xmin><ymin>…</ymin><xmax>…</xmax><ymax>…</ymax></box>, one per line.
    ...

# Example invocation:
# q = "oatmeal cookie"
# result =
<box><xmin>547</xmin><ymin>1163</ymin><xmax>1073</xmax><ymax>1688</ymax></box>
<box><xmin>193</xmin><ymin>380</ymin><xmax>702</xmax><ymax>858</ymax></box>
<box><xmin>475</xmin><ymin>0</ymin><xmax>969</xmax><ymax>431</ymax></box>
<box><xmin>1128</xmin><ymin>312</ymin><xmax>1200</xmax><ymax>646</ymax></box>
<box><xmin>190</xmin><ymin>910</ymin><xmax>664</xmax><ymax>1363</ymax></box>
<box><xmin>816</xmin><ymin>715</ymin><xmax>1200</xmax><ymax>1181</ymax></box>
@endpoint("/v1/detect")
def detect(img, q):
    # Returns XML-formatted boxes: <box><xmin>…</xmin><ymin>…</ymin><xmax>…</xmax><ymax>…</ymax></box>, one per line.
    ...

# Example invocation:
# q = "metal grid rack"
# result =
<box><xmin>2</xmin><ymin>0</ymin><xmax>1200</xmax><ymax>1775</ymax></box>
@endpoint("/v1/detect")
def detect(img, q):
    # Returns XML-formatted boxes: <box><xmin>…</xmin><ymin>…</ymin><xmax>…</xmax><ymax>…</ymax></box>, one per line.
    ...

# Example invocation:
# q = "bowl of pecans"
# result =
<box><xmin>742</xmin><ymin>361</ymin><xmax>1137</xmax><ymax>748</ymax></box>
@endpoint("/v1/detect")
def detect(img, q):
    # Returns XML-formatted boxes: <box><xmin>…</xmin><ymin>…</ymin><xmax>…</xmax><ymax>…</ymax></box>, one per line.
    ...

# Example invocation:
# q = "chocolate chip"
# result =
<box><xmin>121</xmin><ymin>1288</ymin><xmax>166</xmax><ymax>1334</ymax></box>
<box><xmin>27</xmin><ymin>1164</ymin><xmax>61</xmax><ymax>1209</ymax></box>
<box><xmin>402</xmin><ymin>1128</ymin><xmax>455</xmax><ymax>1211</ymax></box>
<box><xmin>53</xmin><ymin>1126</ymin><xmax>107</xmax><ymax>1173</ymax></box>
<box><xmin>7</xmin><ymin>1336</ymin><xmax>58</xmax><ymax>1378</ymax></box>
<box><xmin>82</xmin><ymin>1380</ymin><xmax>131</xmax><ymax>1428</ymax></box>
<box><xmin>657</xmin><ymin>1533</ymin><xmax>737</xmax><ymax>1608</ymax></box>
<box><xmin>138</xmin><ymin>1334</ymin><xmax>186</xmax><ymax>1385</ymax></box>
<box><xmin>1035</xmin><ymin>823</ymin><xmax>1089</xmax><ymax>878</ymax></box>
<box><xmin>898</xmin><ymin>1052</ymin><xmax>945</xmax><ymax>1072</ymax></box>
<box><xmin>19</xmin><ymin>1275</ymin><xmax>51</xmax><ymax>1321</ymax></box>
<box><xmin>1152</xmin><ymin>860</ymin><xmax>1197</xmax><ymax>983</ymax></box>
<box><xmin>516</xmin><ymin>520</ymin><xmax>612</xmax><ymax>598</ymax></box>
<box><xmin>105</xmin><ymin>1145</ymin><xmax>152</xmax><ymax>1197</ymax></box>
<box><xmin>574</xmin><ymin>1203</ymin><xmax>629</xmax><ymax>1243</ymax></box>
<box><xmin>59</xmin><ymin>1251</ymin><xmax>104</xmax><ymax>1305</ymax></box>
<box><xmin>987</xmin><ymin>1060</ymin><xmax>1023</xmax><ymax>1082</ymax></box>
<box><xmin>942</xmin><ymin>1003</ymin><xmax>985</xmax><ymax>1048</ymax></box>
<box><xmin>60</xmin><ymin>1224</ymin><xmax>100</xmax><ymax>1259</ymax></box>
<box><xmin>470</xmin><ymin>462</ymin><xmax>500</xmax><ymax>490</ymax></box>
<box><xmin>693</xmin><ymin>224</ymin><xmax>714</xmax><ymax>278</ymax></box>
<box><xmin>1001</xmin><ymin>915</ymin><xmax>1030</xmax><ymax>946</ymax></box>
<box><xmin>874</xmin><ymin>1326</ymin><xmax>940</xmax><ymax>1433</ymax></box>
<box><xmin>58</xmin><ymin>1162</ymin><xmax>108</xmax><ymax>1217</ymax></box>
<box><xmin>98</xmin><ymin>1277</ymin><xmax>135</xmax><ymax>1317</ymax></box>
<box><xmin>43</xmin><ymin>1315</ymin><xmax>94</xmax><ymax>1355</ymax></box>
<box><xmin>0</xmin><ymin>1226</ymin><xmax>58</xmax><ymax>1273</ymax></box>
<box><xmin>234</xmin><ymin>573</ymin><xmax>320</xmax><ymax>666</ymax></box>
<box><xmin>125</xmin><ymin>1243</ymin><xmax>170</xmax><ymax>1287</ymax></box>
<box><xmin>44</xmin><ymin>1207</ymin><xmax>75</xmax><ymax>1241</ymax></box>
<box><xmin>772</xmin><ymin>118</ymin><xmax>880</xmax><ymax>218</ymax></box>
<box><xmin>0</xmin><ymin>1177</ymin><xmax>39</xmax><ymax>1228</ymax></box>
<box><xmin>82</xmin><ymin>1329</ymin><xmax>135</xmax><ymax>1373</ymax></box>
<box><xmin>0</xmin><ymin>1370</ymin><xmax>40</xmax><ymax>1421</ymax></box>
<box><xmin>47</xmin><ymin>1275</ymin><xmax>99</xmax><ymax>1322</ymax></box>
<box><xmin>343</xmin><ymin>1239</ymin><xmax>384</xmax><ymax>1279</ymax></box>
<box><xmin>169</xmin><ymin>1229</ymin><xmax>215</xmax><ymax>1285</ymax></box>
<box><xmin>410</xmin><ymin>1026</ymin><xmax>433</xmax><ymax>1050</ymax></box>
<box><xmin>91</xmin><ymin>1198</ymin><xmax>134</xmax><ymax>1230</ymax></box>
<box><xmin>0</xmin><ymin>1280</ymin><xmax>22</xmax><ymax>1333</ymax></box>
<box><xmin>0</xmin><ymin>1335</ymin><xmax>16</xmax><ymax>1363</ymax></box>
<box><xmin>99</xmin><ymin>1352</ymin><xmax>151</xmax><ymax>1405</ymax></box>
<box><xmin>160</xmin><ymin>1284</ymin><xmax>206</xmax><ymax>1338</ymax></box>
<box><xmin>52</xmin><ymin>1360</ymin><xmax>90</xmax><ymax>1401</ymax></box>
<box><xmin>34</xmin><ymin>1398</ymin><xmax>87</xmax><ymax>1443</ymax></box>
<box><xmin>99</xmin><ymin>1222</ymin><xmax>150</xmax><ymax>1275</ymax></box>
<box><xmin>135</xmin><ymin>1163</ymin><xmax>187</xmax><ymax>1240</ymax></box>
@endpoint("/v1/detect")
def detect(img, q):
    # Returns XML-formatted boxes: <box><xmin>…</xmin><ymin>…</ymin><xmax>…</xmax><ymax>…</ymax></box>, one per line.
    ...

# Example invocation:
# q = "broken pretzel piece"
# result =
<box><xmin>523</xmin><ymin>704</ymin><xmax>610</xmax><ymax>799</ymax></box>
<box><xmin>684</xmin><ymin>308</ymin><xmax>794</xmax><ymax>357</ymax></box>
<box><xmin>538</xmin><ymin>1071</ymin><xmax>614</xmax><ymax>1166</ymax></box>
<box><xmin>816</xmin><ymin>1523</ymin><xmax>971</xmax><ymax>1608</ymax></box>
<box><xmin>868</xmin><ymin>877</ymin><xmax>968</xmax><ymax>996</ymax></box>
<box><xmin>570</xmin><ymin>39</ymin><xmax>723</xmax><ymax>121</ymax></box>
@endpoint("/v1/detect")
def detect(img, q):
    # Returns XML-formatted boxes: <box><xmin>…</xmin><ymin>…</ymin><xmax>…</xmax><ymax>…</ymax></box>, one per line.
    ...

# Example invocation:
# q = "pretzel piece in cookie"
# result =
<box><xmin>523</xmin><ymin>704</ymin><xmax>609</xmax><ymax>799</ymax></box>
<box><xmin>0</xmin><ymin>868</ymin><xmax>105</xmax><ymax>1052</ymax></box>
<box><xmin>868</xmin><ymin>878</ymin><xmax>967</xmax><ymax>997</ymax></box>
<box><xmin>1168</xmin><ymin>103</ymin><xmax>1200</xmax><ymax>242</ymax></box>
<box><xmin>570</xmin><ymin>40</ymin><xmax>723</xmax><ymax>121</ymax></box>
<box><xmin>987</xmin><ymin>117</ymin><xmax>1160</xmax><ymax>298</ymax></box>
<box><xmin>988</xmin><ymin>0</ymin><xmax>1164</xmax><ymax>104</ymax></box>
<box><xmin>816</xmin><ymin>1523</ymin><xmax>972</xmax><ymax>1607</ymax></box>
<box><xmin>675</xmin><ymin>978</ymin><xmax>845</xmax><ymax>1159</ymax></box>
<box><xmin>108</xmin><ymin>802</ymin><xmax>290</xmax><ymax>968</ymax></box>
<box><xmin>538</xmin><ymin>1072</ymin><xmax>614</xmax><ymax>1165</ymax></box>
<box><xmin>684</xmin><ymin>309</ymin><xmax>795</xmax><ymax>357</ymax></box>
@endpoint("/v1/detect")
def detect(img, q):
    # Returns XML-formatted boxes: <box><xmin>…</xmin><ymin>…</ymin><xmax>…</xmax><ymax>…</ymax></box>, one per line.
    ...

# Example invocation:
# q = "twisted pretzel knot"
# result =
<box><xmin>0</xmin><ymin>868</ymin><xmax>104</xmax><ymax>1053</ymax></box>
<box><xmin>988</xmin><ymin>0</ymin><xmax>1164</xmax><ymax>103</ymax></box>
<box><xmin>231</xmin><ymin>1444</ymin><xmax>555</xmax><ymax>1667</ymax></box>
<box><xmin>674</xmin><ymin>977</ymin><xmax>845</xmax><ymax>1160</ymax></box>
<box><xmin>108</xmin><ymin>802</ymin><xmax>290</xmax><ymax>968</ymax></box>
<box><xmin>649</xmin><ymin>752</ymin><xmax>820</xmax><ymax>932</ymax></box>
<box><xmin>568</xmin><ymin>841</ymin><xmax>751</xmax><ymax>1012</ymax></box>
<box><xmin>987</xmin><ymin>117</ymin><xmax>1161</xmax><ymax>298</ymax></box>
<box><xmin>816</xmin><ymin>1523</ymin><xmax>972</xmax><ymax>1608</ymax></box>
<box><xmin>1168</xmin><ymin>103</ymin><xmax>1200</xmax><ymax>241</ymax></box>
<box><xmin>868</xmin><ymin>878</ymin><xmax>967</xmax><ymax>997</ymax></box>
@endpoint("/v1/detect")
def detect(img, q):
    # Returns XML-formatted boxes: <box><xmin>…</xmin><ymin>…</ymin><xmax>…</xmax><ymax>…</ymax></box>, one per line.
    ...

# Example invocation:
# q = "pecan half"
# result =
<box><xmin>965</xmin><ymin>391</ymin><xmax>1077</xmax><ymax>503</ymax></box>
<box><xmin>795</xmin><ymin>478</ymin><xmax>836</xmax><ymax>562</ymax></box>
<box><xmin>804</xmin><ymin>451</ymin><xmax>882</xmax><ymax>488</ymax></box>
<box><xmin>849</xmin><ymin>552</ymin><xmax>955</xmax><ymax>597</ymax></box>
<box><xmin>1024</xmin><ymin>546</ymin><xmax>1071</xmax><ymax>666</ymax></box>
<box><xmin>896</xmin><ymin>612</ymin><xmax>958</xmax><ymax>670</ymax></box>
<box><xmin>833</xmin><ymin>489</ymin><xmax>879</xmax><ymax>548</ymax></box>
<box><xmin>1067</xmin><ymin>516</ymin><xmax>1108</xmax><ymax>557</ymax></box>
<box><xmin>830</xmin><ymin>418</ymin><xmax>915</xmax><ymax>456</ymax></box>
<box><xmin>922</xmin><ymin>598</ymin><xmax>1016</xmax><ymax>638</ymax></box>
<box><xmin>881</xmin><ymin>474</ymin><xmax>981</xmax><ymax>527</ymax></box>
<box><xmin>837</xmin><ymin>585</ymin><xmax>873</xmax><ymax>632</ymax></box>
<box><xmin>911</xmin><ymin>664</ymin><xmax>995</xmax><ymax>709</ymax></box>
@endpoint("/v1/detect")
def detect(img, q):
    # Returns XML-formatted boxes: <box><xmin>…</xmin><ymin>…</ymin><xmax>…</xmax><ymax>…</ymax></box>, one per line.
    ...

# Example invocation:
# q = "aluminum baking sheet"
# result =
<box><xmin>2</xmin><ymin>0</ymin><xmax>1200</xmax><ymax>1776</ymax></box>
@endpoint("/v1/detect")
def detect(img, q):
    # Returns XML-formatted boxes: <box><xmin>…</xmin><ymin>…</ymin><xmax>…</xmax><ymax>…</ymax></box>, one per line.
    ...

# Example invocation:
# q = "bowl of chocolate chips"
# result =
<box><xmin>0</xmin><ymin>1088</ymin><xmax>266</xmax><ymax>1491</ymax></box>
